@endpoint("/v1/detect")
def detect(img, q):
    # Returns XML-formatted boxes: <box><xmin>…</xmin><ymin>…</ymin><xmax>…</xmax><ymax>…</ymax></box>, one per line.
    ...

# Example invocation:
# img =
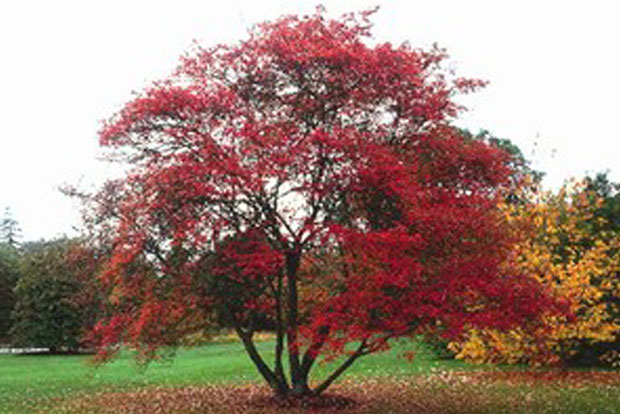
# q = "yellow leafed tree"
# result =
<box><xmin>452</xmin><ymin>178</ymin><xmax>620</xmax><ymax>366</ymax></box>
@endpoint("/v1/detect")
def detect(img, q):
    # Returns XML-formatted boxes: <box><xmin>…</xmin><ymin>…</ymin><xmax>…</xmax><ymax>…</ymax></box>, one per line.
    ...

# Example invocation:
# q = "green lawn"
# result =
<box><xmin>0</xmin><ymin>340</ymin><xmax>449</xmax><ymax>412</ymax></box>
<box><xmin>0</xmin><ymin>340</ymin><xmax>459</xmax><ymax>410</ymax></box>
<box><xmin>1</xmin><ymin>340</ymin><xmax>619</xmax><ymax>413</ymax></box>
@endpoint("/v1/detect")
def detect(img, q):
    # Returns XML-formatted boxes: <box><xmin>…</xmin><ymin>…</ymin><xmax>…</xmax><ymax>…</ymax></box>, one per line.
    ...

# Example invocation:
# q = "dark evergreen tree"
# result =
<box><xmin>0</xmin><ymin>207</ymin><xmax>22</xmax><ymax>248</ymax></box>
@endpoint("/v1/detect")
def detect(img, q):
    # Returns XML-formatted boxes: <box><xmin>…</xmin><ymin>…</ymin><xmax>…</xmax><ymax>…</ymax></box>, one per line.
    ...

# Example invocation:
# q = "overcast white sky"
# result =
<box><xmin>1</xmin><ymin>0</ymin><xmax>618</xmax><ymax>241</ymax></box>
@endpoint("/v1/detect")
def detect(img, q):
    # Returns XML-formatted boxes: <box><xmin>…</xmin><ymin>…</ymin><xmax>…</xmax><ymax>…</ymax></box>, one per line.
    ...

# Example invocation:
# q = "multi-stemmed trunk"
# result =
<box><xmin>235</xmin><ymin>326</ymin><xmax>366</xmax><ymax>398</ymax></box>
<box><xmin>229</xmin><ymin>250</ymin><xmax>367</xmax><ymax>398</ymax></box>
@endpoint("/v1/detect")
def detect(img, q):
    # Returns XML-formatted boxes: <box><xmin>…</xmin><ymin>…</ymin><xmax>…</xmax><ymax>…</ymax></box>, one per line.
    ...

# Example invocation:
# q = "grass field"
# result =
<box><xmin>1</xmin><ymin>339</ymin><xmax>619</xmax><ymax>413</ymax></box>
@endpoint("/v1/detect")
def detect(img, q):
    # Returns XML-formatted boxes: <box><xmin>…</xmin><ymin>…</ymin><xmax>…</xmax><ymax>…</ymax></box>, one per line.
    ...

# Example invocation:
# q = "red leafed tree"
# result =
<box><xmin>89</xmin><ymin>7</ymin><xmax>557</xmax><ymax>397</ymax></box>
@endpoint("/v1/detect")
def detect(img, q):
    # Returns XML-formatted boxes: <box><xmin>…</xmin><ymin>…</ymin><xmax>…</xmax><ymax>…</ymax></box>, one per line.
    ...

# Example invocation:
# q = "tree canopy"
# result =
<box><xmin>87</xmin><ymin>8</ymin><xmax>559</xmax><ymax>397</ymax></box>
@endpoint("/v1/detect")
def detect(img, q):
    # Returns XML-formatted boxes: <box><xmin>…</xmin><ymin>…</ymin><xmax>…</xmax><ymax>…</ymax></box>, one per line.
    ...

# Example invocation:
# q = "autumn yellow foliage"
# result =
<box><xmin>452</xmin><ymin>180</ymin><xmax>620</xmax><ymax>366</ymax></box>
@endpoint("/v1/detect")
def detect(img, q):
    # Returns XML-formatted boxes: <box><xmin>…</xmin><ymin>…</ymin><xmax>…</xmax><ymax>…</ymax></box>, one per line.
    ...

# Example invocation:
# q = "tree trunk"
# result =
<box><xmin>231</xmin><ymin>246</ymin><xmax>368</xmax><ymax>399</ymax></box>
<box><xmin>273</xmin><ymin>269</ymin><xmax>288</xmax><ymax>389</ymax></box>
<box><xmin>285</xmin><ymin>250</ymin><xmax>305</xmax><ymax>394</ymax></box>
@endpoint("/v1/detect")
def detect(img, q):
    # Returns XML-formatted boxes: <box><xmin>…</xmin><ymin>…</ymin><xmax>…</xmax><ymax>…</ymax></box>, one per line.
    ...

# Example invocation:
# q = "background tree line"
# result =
<box><xmin>0</xmin><ymin>211</ymin><xmax>103</xmax><ymax>352</ymax></box>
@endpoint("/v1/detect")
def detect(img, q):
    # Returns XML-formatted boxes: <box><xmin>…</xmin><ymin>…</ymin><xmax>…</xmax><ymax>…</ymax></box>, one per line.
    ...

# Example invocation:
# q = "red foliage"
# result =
<box><xmin>88</xmin><ymin>7</ymin><xmax>559</xmax><ymax>396</ymax></box>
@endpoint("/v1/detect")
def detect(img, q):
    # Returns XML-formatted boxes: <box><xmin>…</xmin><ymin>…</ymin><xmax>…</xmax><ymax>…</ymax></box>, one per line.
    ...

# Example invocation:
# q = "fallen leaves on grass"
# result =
<box><xmin>42</xmin><ymin>371</ymin><xmax>620</xmax><ymax>414</ymax></box>
<box><xmin>469</xmin><ymin>369</ymin><xmax>620</xmax><ymax>388</ymax></box>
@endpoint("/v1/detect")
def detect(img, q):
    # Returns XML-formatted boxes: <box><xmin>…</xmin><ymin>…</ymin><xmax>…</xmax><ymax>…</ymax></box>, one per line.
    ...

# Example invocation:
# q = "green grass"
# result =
<box><xmin>0</xmin><ymin>340</ymin><xmax>465</xmax><ymax>412</ymax></box>
<box><xmin>1</xmin><ymin>340</ymin><xmax>619</xmax><ymax>413</ymax></box>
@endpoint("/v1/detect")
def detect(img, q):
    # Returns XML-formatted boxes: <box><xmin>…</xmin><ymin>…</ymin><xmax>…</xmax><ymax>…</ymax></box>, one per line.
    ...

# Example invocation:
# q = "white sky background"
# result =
<box><xmin>0</xmin><ymin>0</ymin><xmax>618</xmax><ymax>241</ymax></box>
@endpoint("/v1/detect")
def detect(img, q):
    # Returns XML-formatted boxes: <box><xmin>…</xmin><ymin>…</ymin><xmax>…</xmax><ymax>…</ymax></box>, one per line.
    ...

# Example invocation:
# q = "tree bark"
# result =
<box><xmin>298</xmin><ymin>325</ymin><xmax>330</xmax><ymax>387</ymax></box>
<box><xmin>285</xmin><ymin>250</ymin><xmax>308</xmax><ymax>395</ymax></box>
<box><xmin>273</xmin><ymin>269</ymin><xmax>288</xmax><ymax>388</ymax></box>
<box><xmin>225</xmin><ymin>306</ymin><xmax>288</xmax><ymax>395</ymax></box>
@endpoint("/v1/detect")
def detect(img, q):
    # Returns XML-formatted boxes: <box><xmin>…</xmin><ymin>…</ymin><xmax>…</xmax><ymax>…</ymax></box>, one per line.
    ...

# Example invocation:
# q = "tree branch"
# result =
<box><xmin>312</xmin><ymin>341</ymin><xmax>367</xmax><ymax>396</ymax></box>
<box><xmin>223</xmin><ymin>305</ymin><xmax>286</xmax><ymax>394</ymax></box>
